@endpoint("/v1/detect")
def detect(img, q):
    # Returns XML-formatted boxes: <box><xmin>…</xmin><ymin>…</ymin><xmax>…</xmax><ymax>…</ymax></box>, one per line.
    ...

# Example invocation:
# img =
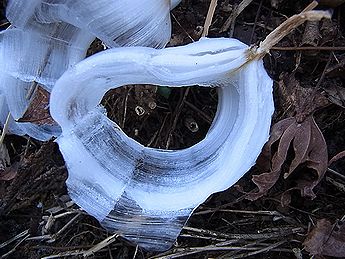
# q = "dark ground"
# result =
<box><xmin>1</xmin><ymin>0</ymin><xmax>345</xmax><ymax>258</ymax></box>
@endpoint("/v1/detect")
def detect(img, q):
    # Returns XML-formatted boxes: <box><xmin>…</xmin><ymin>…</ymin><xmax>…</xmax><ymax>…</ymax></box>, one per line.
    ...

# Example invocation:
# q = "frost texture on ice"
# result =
<box><xmin>1</xmin><ymin>0</ymin><xmax>180</xmax><ymax>140</ymax></box>
<box><xmin>0</xmin><ymin>24</ymin><xmax>93</xmax><ymax>139</ymax></box>
<box><xmin>6</xmin><ymin>0</ymin><xmax>177</xmax><ymax>48</ymax></box>
<box><xmin>50</xmin><ymin>38</ymin><xmax>274</xmax><ymax>251</ymax></box>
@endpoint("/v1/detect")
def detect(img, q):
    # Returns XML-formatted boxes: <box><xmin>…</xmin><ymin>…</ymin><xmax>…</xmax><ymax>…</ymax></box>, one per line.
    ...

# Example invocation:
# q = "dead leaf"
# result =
<box><xmin>247</xmin><ymin>116</ymin><xmax>328</xmax><ymax>202</ymax></box>
<box><xmin>304</xmin><ymin>218</ymin><xmax>345</xmax><ymax>257</ymax></box>
<box><xmin>301</xmin><ymin>20</ymin><xmax>320</xmax><ymax>55</ymax></box>
<box><xmin>0</xmin><ymin>162</ymin><xmax>19</xmax><ymax>181</ymax></box>
<box><xmin>324</xmin><ymin>84</ymin><xmax>345</xmax><ymax>108</ymax></box>
<box><xmin>17</xmin><ymin>85</ymin><xmax>56</xmax><ymax>126</ymax></box>
<box><xmin>278</xmin><ymin>73</ymin><xmax>329</xmax><ymax>122</ymax></box>
<box><xmin>246</xmin><ymin>73</ymin><xmax>329</xmax><ymax>203</ymax></box>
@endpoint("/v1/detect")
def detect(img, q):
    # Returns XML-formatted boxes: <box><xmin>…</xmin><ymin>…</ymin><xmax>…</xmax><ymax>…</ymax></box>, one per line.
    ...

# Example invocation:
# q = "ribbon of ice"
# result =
<box><xmin>50</xmin><ymin>9</ymin><xmax>331</xmax><ymax>249</ymax></box>
<box><xmin>0</xmin><ymin>0</ymin><xmax>180</xmax><ymax>140</ymax></box>
<box><xmin>50</xmin><ymin>37</ymin><xmax>274</xmax><ymax>250</ymax></box>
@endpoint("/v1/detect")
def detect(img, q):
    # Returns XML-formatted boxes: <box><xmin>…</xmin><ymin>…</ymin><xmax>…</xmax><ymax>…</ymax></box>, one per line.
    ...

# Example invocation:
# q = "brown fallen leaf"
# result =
<box><xmin>17</xmin><ymin>84</ymin><xmax>56</xmax><ymax>126</ymax></box>
<box><xmin>304</xmin><ymin>218</ymin><xmax>345</xmax><ymax>257</ymax></box>
<box><xmin>278</xmin><ymin>72</ymin><xmax>329</xmax><ymax>122</ymax></box>
<box><xmin>246</xmin><ymin>73</ymin><xmax>329</xmax><ymax>203</ymax></box>
<box><xmin>0</xmin><ymin>162</ymin><xmax>19</xmax><ymax>181</ymax></box>
<box><xmin>324</xmin><ymin>84</ymin><xmax>345</xmax><ymax>108</ymax></box>
<box><xmin>247</xmin><ymin>116</ymin><xmax>328</xmax><ymax>201</ymax></box>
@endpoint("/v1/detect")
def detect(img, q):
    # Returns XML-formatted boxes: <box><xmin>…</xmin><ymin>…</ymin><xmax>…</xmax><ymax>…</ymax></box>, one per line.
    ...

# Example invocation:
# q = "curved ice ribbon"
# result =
<box><xmin>7</xmin><ymin>0</ymin><xmax>180</xmax><ymax>48</ymax></box>
<box><xmin>0</xmin><ymin>0</ymin><xmax>181</xmax><ymax>140</ymax></box>
<box><xmin>0</xmin><ymin>25</ymin><xmax>94</xmax><ymax>139</ymax></box>
<box><xmin>50</xmin><ymin>38</ymin><xmax>274</xmax><ymax>250</ymax></box>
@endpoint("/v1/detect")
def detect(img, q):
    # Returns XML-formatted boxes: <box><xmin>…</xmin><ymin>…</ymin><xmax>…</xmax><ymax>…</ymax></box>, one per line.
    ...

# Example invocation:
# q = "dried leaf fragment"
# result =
<box><xmin>0</xmin><ymin>162</ymin><xmax>19</xmax><ymax>181</ymax></box>
<box><xmin>304</xmin><ymin>218</ymin><xmax>345</xmax><ymax>257</ymax></box>
<box><xmin>246</xmin><ymin>71</ymin><xmax>330</xmax><ymax>203</ymax></box>
<box><xmin>324</xmin><ymin>84</ymin><xmax>345</xmax><ymax>108</ymax></box>
<box><xmin>278</xmin><ymin>73</ymin><xmax>329</xmax><ymax>122</ymax></box>
<box><xmin>247</xmin><ymin>116</ymin><xmax>328</xmax><ymax>201</ymax></box>
<box><xmin>17</xmin><ymin>85</ymin><xmax>56</xmax><ymax>126</ymax></box>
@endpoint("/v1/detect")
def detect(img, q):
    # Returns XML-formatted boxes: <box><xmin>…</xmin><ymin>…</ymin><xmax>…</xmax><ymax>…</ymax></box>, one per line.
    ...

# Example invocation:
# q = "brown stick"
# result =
<box><xmin>202</xmin><ymin>0</ymin><xmax>218</xmax><ymax>37</ymax></box>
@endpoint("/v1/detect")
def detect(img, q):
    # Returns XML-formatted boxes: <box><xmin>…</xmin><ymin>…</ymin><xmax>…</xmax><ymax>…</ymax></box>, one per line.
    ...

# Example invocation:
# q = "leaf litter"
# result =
<box><xmin>246</xmin><ymin>73</ymin><xmax>329</xmax><ymax>203</ymax></box>
<box><xmin>303</xmin><ymin>218</ymin><xmax>345</xmax><ymax>257</ymax></box>
<box><xmin>17</xmin><ymin>85</ymin><xmax>56</xmax><ymax>126</ymax></box>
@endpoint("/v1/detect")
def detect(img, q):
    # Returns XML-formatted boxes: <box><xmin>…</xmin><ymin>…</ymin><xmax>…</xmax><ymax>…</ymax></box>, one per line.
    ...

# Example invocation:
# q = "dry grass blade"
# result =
<box><xmin>223</xmin><ymin>240</ymin><xmax>287</xmax><ymax>259</ymax></box>
<box><xmin>202</xmin><ymin>0</ymin><xmax>218</xmax><ymax>37</ymax></box>
<box><xmin>1</xmin><ymin>233</ymin><xmax>30</xmax><ymax>258</ymax></box>
<box><xmin>194</xmin><ymin>208</ymin><xmax>283</xmax><ymax>216</ymax></box>
<box><xmin>327</xmin><ymin>168</ymin><xmax>345</xmax><ymax>181</ymax></box>
<box><xmin>0</xmin><ymin>113</ymin><xmax>11</xmax><ymax>177</ymax></box>
<box><xmin>220</xmin><ymin>0</ymin><xmax>254</xmax><ymax>35</ymax></box>
<box><xmin>0</xmin><ymin>112</ymin><xmax>10</xmax><ymax>144</ymax></box>
<box><xmin>82</xmin><ymin>233</ymin><xmax>119</xmax><ymax>257</ymax></box>
<box><xmin>152</xmin><ymin>240</ymin><xmax>289</xmax><ymax>259</ymax></box>
<box><xmin>0</xmin><ymin>230</ymin><xmax>29</xmax><ymax>249</ymax></box>
<box><xmin>271</xmin><ymin>46</ymin><xmax>345</xmax><ymax>51</ymax></box>
<box><xmin>302</xmin><ymin>0</ymin><xmax>319</xmax><ymax>12</ymax></box>
<box><xmin>41</xmin><ymin>250</ymin><xmax>84</xmax><ymax>259</ymax></box>
<box><xmin>183</xmin><ymin>226</ymin><xmax>304</xmax><ymax>240</ymax></box>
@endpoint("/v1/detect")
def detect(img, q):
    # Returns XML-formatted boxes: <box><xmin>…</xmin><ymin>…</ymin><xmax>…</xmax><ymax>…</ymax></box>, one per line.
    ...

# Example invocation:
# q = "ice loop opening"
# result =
<box><xmin>101</xmin><ymin>84</ymin><xmax>218</xmax><ymax>149</ymax></box>
<box><xmin>50</xmin><ymin>38</ymin><xmax>274</xmax><ymax>251</ymax></box>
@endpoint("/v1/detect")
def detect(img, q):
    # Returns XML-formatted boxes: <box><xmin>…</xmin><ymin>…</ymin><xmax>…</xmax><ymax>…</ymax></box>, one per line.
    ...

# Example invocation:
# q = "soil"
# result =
<box><xmin>1</xmin><ymin>0</ymin><xmax>345</xmax><ymax>258</ymax></box>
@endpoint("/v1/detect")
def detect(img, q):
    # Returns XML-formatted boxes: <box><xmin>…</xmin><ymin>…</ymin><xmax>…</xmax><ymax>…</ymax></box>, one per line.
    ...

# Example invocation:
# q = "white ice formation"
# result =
<box><xmin>1</xmin><ymin>0</ymin><xmax>274</xmax><ymax>251</ymax></box>
<box><xmin>0</xmin><ymin>0</ymin><xmax>181</xmax><ymax>140</ymax></box>
<box><xmin>50</xmin><ymin>38</ymin><xmax>274</xmax><ymax>250</ymax></box>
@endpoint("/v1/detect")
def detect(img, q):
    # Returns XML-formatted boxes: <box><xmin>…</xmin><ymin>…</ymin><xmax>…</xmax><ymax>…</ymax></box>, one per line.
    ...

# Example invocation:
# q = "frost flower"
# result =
<box><xmin>50</xmin><ymin>37</ymin><xmax>274</xmax><ymax>251</ymax></box>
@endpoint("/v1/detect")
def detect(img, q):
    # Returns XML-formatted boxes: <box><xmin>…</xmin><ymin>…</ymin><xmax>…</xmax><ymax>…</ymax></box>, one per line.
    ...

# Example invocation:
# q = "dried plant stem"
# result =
<box><xmin>302</xmin><ymin>0</ymin><xmax>319</xmax><ymax>12</ymax></box>
<box><xmin>184</xmin><ymin>100</ymin><xmax>213</xmax><ymax>124</ymax></box>
<box><xmin>47</xmin><ymin>213</ymin><xmax>81</xmax><ymax>242</ymax></box>
<box><xmin>171</xmin><ymin>13</ymin><xmax>194</xmax><ymax>42</ymax></box>
<box><xmin>41</xmin><ymin>250</ymin><xmax>84</xmax><ymax>259</ymax></box>
<box><xmin>152</xmin><ymin>241</ymin><xmax>290</xmax><ymax>259</ymax></box>
<box><xmin>202</xmin><ymin>0</ymin><xmax>218</xmax><ymax>37</ymax></box>
<box><xmin>165</xmin><ymin>88</ymin><xmax>189</xmax><ymax>149</ymax></box>
<box><xmin>82</xmin><ymin>233</ymin><xmax>119</xmax><ymax>257</ymax></box>
<box><xmin>0</xmin><ymin>112</ymin><xmax>11</xmax><ymax>144</ymax></box>
<box><xmin>193</xmin><ymin>208</ymin><xmax>283</xmax><ymax>216</ymax></box>
<box><xmin>271</xmin><ymin>46</ymin><xmax>345</xmax><ymax>51</ymax></box>
<box><xmin>222</xmin><ymin>240</ymin><xmax>287</xmax><ymax>259</ymax></box>
<box><xmin>0</xmin><ymin>230</ymin><xmax>29</xmax><ymax>249</ymax></box>
<box><xmin>327</xmin><ymin>168</ymin><xmax>345</xmax><ymax>181</ymax></box>
<box><xmin>256</xmin><ymin>10</ymin><xmax>332</xmax><ymax>58</ymax></box>
<box><xmin>183</xmin><ymin>226</ymin><xmax>303</xmax><ymax>240</ymax></box>
<box><xmin>220</xmin><ymin>0</ymin><xmax>254</xmax><ymax>35</ymax></box>
<box><xmin>1</xmin><ymin>233</ymin><xmax>30</xmax><ymax>258</ymax></box>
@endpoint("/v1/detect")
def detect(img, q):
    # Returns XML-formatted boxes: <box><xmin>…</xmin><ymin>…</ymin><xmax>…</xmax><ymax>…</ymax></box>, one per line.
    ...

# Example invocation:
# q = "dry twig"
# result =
<box><xmin>220</xmin><ymin>0</ymin><xmax>254</xmax><ymax>35</ymax></box>
<box><xmin>202</xmin><ymin>0</ymin><xmax>218</xmax><ymax>37</ymax></box>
